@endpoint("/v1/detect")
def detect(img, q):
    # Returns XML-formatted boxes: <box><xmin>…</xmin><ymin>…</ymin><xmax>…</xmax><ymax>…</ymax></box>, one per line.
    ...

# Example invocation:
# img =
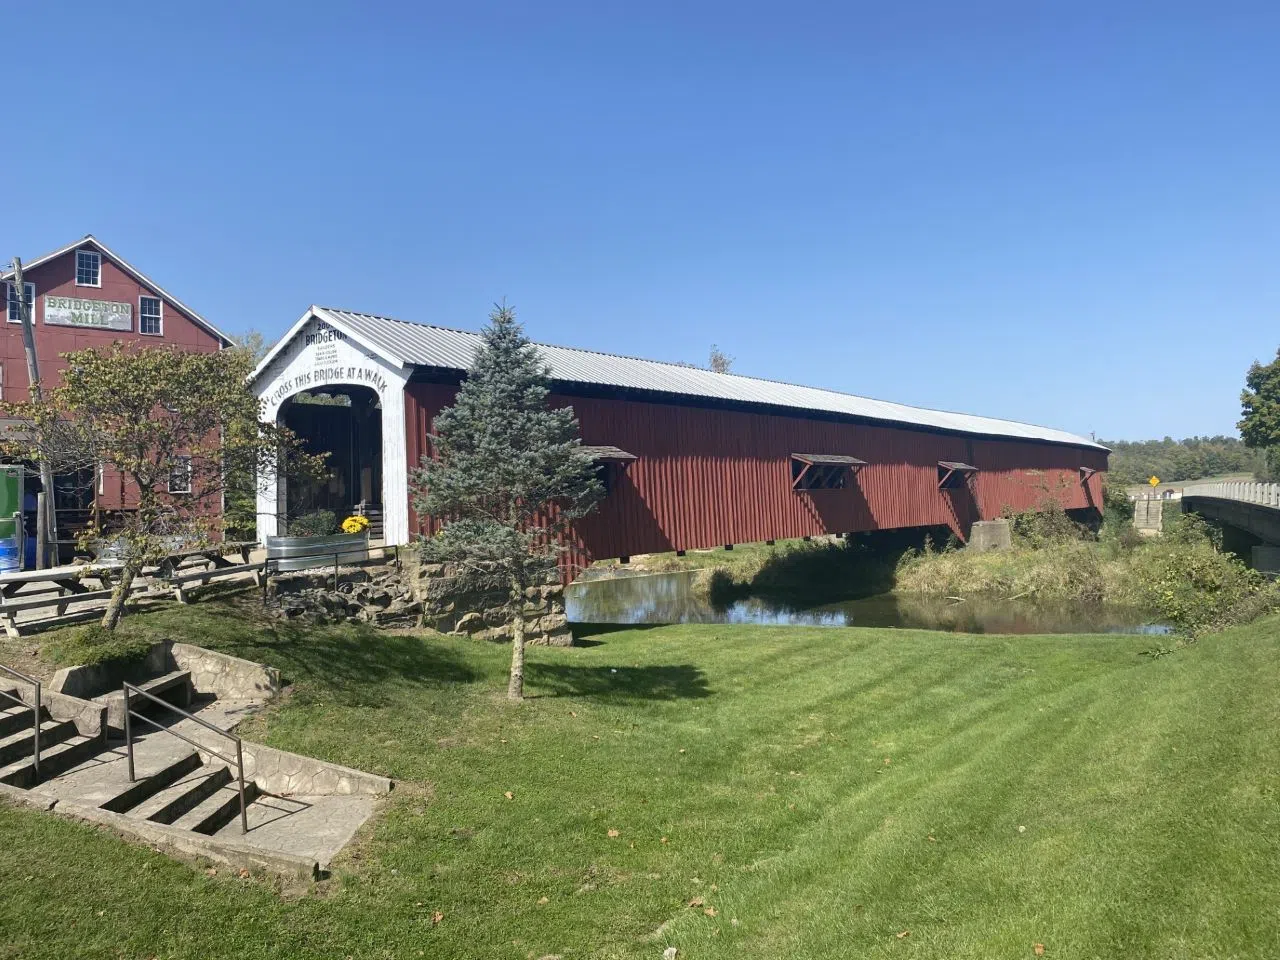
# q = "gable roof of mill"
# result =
<box><xmin>2</xmin><ymin>235</ymin><xmax>231</xmax><ymax>346</ymax></box>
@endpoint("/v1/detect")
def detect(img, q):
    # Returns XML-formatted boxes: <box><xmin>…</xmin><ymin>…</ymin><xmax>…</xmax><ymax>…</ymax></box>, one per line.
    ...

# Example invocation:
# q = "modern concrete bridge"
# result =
<box><xmin>1180</xmin><ymin>481</ymin><xmax>1280</xmax><ymax>571</ymax></box>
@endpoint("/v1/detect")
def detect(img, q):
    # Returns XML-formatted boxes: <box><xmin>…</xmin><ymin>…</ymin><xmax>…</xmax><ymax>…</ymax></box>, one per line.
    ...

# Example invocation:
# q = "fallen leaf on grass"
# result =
<box><xmin>687</xmin><ymin>897</ymin><xmax>705</xmax><ymax>908</ymax></box>
<box><xmin>927</xmin><ymin>836</ymin><xmax>937</xmax><ymax>843</ymax></box>
<box><xmin>896</xmin><ymin>930</ymin><xmax>910</xmax><ymax>939</ymax></box>
<box><xmin>570</xmin><ymin>711</ymin><xmax>577</xmax><ymax>717</ymax></box>
<box><xmin>607</xmin><ymin>828</ymin><xmax>620</xmax><ymax>838</ymax></box>
<box><xmin>704</xmin><ymin>907</ymin><xmax>718</xmax><ymax>917</ymax></box>
<box><xmin>1034</xmin><ymin>944</ymin><xmax>1045</xmax><ymax>956</ymax></box>
<box><xmin>537</xmin><ymin>896</ymin><xmax>549</xmax><ymax>905</ymax></box>
<box><xmin>504</xmin><ymin>791</ymin><xmax>514</xmax><ymax>800</ymax></box>
<box><xmin>660</xmin><ymin>836</ymin><xmax>669</xmax><ymax>844</ymax></box>
<box><xmin>431</xmin><ymin>911</ymin><xmax>444</xmax><ymax>926</ymax></box>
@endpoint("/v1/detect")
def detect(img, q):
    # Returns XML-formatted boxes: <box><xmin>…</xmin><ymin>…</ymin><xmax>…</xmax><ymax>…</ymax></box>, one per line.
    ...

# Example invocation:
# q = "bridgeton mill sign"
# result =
<box><xmin>43</xmin><ymin>296</ymin><xmax>132</xmax><ymax>331</ymax></box>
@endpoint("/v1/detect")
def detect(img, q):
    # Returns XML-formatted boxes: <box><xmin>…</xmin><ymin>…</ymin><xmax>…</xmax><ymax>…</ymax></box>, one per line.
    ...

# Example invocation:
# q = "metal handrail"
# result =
<box><xmin>0</xmin><ymin>663</ymin><xmax>40</xmax><ymax>780</ymax></box>
<box><xmin>122</xmin><ymin>682</ymin><xmax>248</xmax><ymax>834</ymax></box>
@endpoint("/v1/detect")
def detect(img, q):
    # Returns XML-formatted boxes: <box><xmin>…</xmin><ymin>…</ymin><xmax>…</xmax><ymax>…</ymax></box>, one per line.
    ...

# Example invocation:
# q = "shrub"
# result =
<box><xmin>1123</xmin><ymin>522</ymin><xmax>1278</xmax><ymax>634</ymax></box>
<box><xmin>289</xmin><ymin>510</ymin><xmax>338</xmax><ymax>538</ymax></box>
<box><xmin>1005</xmin><ymin>500</ymin><xmax>1090</xmax><ymax>550</ymax></box>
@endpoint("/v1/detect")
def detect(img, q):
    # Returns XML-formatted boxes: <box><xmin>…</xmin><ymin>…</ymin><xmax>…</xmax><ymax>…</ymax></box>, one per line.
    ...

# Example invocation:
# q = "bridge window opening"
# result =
<box><xmin>791</xmin><ymin>453</ymin><xmax>866</xmax><ymax>491</ymax></box>
<box><xmin>581</xmin><ymin>445</ymin><xmax>637</xmax><ymax>495</ymax></box>
<box><xmin>938</xmin><ymin>461</ymin><xmax>979</xmax><ymax>490</ymax></box>
<box><xmin>281</xmin><ymin>386</ymin><xmax>383</xmax><ymax>534</ymax></box>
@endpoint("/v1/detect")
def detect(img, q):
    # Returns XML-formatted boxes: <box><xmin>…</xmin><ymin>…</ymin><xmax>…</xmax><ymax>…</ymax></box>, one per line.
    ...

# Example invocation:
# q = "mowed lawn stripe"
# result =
<box><xmin>0</xmin><ymin>599</ymin><xmax>1277</xmax><ymax>958</ymax></box>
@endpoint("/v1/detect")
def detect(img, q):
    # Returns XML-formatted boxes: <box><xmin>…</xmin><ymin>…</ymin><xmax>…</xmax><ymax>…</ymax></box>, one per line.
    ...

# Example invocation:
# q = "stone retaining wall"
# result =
<box><xmin>411</xmin><ymin>559</ymin><xmax>572</xmax><ymax>647</ymax></box>
<box><xmin>215</xmin><ymin>740</ymin><xmax>393</xmax><ymax>797</ymax></box>
<box><xmin>50</xmin><ymin>643</ymin><xmax>170</xmax><ymax>699</ymax></box>
<box><xmin>14</xmin><ymin>686</ymin><xmax>107</xmax><ymax>738</ymax></box>
<box><xmin>170</xmin><ymin>643</ymin><xmax>280</xmax><ymax>701</ymax></box>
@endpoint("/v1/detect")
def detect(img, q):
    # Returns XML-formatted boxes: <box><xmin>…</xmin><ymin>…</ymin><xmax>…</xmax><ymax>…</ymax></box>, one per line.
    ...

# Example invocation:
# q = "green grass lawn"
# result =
<box><xmin>3</xmin><ymin>596</ymin><xmax>1280</xmax><ymax>958</ymax></box>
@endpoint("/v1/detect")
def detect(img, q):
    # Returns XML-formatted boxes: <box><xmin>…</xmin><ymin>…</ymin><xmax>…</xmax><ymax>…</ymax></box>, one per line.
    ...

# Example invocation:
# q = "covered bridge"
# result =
<box><xmin>250</xmin><ymin>307</ymin><xmax>1107</xmax><ymax>571</ymax></box>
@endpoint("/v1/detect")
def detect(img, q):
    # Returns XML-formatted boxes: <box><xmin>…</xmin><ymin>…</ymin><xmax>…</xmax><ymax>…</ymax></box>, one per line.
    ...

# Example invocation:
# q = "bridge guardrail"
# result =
<box><xmin>1181</xmin><ymin>481</ymin><xmax>1280</xmax><ymax>508</ymax></box>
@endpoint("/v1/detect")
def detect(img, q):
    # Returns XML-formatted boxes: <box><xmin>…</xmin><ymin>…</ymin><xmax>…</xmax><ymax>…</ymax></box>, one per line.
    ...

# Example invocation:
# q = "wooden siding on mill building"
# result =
<box><xmin>3</xmin><ymin>238</ymin><xmax>228</xmax><ymax>512</ymax></box>
<box><xmin>405</xmin><ymin>381</ymin><xmax>1106</xmax><ymax>569</ymax></box>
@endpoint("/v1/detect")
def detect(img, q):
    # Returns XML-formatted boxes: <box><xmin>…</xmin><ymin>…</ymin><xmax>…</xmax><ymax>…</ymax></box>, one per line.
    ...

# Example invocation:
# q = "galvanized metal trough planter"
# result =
<box><xmin>265</xmin><ymin>532</ymin><xmax>370</xmax><ymax>573</ymax></box>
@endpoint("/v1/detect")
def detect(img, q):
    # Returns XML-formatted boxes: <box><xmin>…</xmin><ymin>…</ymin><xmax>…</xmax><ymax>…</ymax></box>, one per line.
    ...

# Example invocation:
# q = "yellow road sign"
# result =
<box><xmin>1148</xmin><ymin>476</ymin><xmax>1160</xmax><ymax>487</ymax></box>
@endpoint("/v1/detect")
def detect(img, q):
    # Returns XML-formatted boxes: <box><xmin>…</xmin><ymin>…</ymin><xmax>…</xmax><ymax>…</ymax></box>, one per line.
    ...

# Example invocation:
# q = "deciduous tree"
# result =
<box><xmin>708</xmin><ymin>344</ymin><xmax>733</xmax><ymax>374</ymax></box>
<box><xmin>1240</xmin><ymin>350</ymin><xmax>1280</xmax><ymax>478</ymax></box>
<box><xmin>3</xmin><ymin>343</ymin><xmax>321</xmax><ymax>629</ymax></box>
<box><xmin>409</xmin><ymin>305</ymin><xmax>602</xmax><ymax>701</ymax></box>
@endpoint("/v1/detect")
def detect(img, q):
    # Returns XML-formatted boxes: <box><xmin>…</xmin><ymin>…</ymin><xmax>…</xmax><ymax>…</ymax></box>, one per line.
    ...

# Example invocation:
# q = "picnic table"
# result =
<box><xmin>0</xmin><ymin>541</ymin><xmax>262</xmax><ymax>635</ymax></box>
<box><xmin>150</xmin><ymin>541</ymin><xmax>256</xmax><ymax>579</ymax></box>
<box><xmin>0</xmin><ymin>563</ymin><xmax>124</xmax><ymax>638</ymax></box>
<box><xmin>150</xmin><ymin>541</ymin><xmax>263</xmax><ymax>603</ymax></box>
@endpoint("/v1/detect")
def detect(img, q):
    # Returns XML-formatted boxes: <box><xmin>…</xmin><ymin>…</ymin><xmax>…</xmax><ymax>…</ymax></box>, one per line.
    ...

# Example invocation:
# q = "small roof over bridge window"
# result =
<box><xmin>580</xmin><ymin>445</ymin><xmax>638</xmax><ymax>463</ymax></box>
<box><xmin>791</xmin><ymin>453</ymin><xmax>866</xmax><ymax>491</ymax></box>
<box><xmin>1079</xmin><ymin>466</ymin><xmax>1098</xmax><ymax>482</ymax></box>
<box><xmin>937</xmin><ymin>460</ymin><xmax>978</xmax><ymax>490</ymax></box>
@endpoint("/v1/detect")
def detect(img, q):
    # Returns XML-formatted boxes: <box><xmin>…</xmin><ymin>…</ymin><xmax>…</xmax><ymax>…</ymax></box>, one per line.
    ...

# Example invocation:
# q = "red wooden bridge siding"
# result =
<box><xmin>405</xmin><ymin>384</ymin><xmax>1106</xmax><ymax>570</ymax></box>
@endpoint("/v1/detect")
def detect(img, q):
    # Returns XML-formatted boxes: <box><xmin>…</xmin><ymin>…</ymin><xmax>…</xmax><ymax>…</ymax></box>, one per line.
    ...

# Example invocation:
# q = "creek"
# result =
<box><xmin>566</xmin><ymin>570</ymin><xmax>1171</xmax><ymax>635</ymax></box>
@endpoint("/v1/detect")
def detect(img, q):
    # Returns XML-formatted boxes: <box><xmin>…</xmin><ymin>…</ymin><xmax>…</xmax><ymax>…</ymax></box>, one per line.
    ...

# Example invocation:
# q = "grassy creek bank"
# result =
<box><xmin>897</xmin><ymin>508</ymin><xmax>1280</xmax><ymax>635</ymax></box>
<box><xmin>6</xmin><ymin>596</ymin><xmax>1280</xmax><ymax>958</ymax></box>
<box><xmin>598</xmin><ymin>507</ymin><xmax>1280</xmax><ymax>636</ymax></box>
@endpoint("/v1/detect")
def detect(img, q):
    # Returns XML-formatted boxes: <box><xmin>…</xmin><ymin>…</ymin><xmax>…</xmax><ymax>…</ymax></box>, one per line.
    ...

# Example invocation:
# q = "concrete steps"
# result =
<box><xmin>130</xmin><ymin>765</ymin><xmax>234</xmax><ymax>826</ymax></box>
<box><xmin>176</xmin><ymin>779</ymin><xmax>259</xmax><ymax>835</ymax></box>
<box><xmin>0</xmin><ymin>693</ymin><xmax>47</xmax><ymax>737</ymax></box>
<box><xmin>0</xmin><ymin>719</ymin><xmax>76</xmax><ymax>767</ymax></box>
<box><xmin>96</xmin><ymin>748</ymin><xmax>259</xmax><ymax>836</ymax></box>
<box><xmin>0</xmin><ymin>734</ymin><xmax>104</xmax><ymax>788</ymax></box>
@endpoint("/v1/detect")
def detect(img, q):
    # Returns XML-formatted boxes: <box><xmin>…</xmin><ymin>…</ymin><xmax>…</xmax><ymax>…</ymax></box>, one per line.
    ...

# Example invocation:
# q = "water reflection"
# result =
<box><xmin>566</xmin><ymin>570</ymin><xmax>1170</xmax><ymax>636</ymax></box>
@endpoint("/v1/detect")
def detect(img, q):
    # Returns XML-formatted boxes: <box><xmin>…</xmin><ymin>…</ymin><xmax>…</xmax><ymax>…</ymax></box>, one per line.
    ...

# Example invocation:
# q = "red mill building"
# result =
<box><xmin>250</xmin><ymin>306</ymin><xmax>1106</xmax><ymax>570</ymax></box>
<box><xmin>3</xmin><ymin>236</ymin><xmax>231</xmax><ymax>528</ymax></box>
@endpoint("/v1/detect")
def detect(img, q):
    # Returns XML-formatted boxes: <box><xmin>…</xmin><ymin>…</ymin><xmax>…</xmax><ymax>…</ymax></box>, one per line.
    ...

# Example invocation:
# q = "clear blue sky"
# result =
<box><xmin>7</xmin><ymin>2</ymin><xmax>1279</xmax><ymax>441</ymax></box>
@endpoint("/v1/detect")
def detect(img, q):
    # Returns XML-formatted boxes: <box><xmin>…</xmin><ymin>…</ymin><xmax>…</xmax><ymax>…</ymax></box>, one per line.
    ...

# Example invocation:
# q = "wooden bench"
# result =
<box><xmin>95</xmin><ymin>670</ymin><xmax>193</xmax><ymax>733</ymax></box>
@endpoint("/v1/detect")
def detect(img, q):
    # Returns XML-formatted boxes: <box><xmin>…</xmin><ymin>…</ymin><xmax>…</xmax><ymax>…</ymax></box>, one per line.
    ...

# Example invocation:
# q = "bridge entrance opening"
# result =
<box><xmin>280</xmin><ymin>386</ymin><xmax>383</xmax><ymax>535</ymax></box>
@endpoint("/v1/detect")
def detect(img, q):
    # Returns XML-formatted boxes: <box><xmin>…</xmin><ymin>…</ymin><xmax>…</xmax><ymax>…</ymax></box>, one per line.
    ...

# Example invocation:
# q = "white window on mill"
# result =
<box><xmin>76</xmin><ymin>248</ymin><xmax>101</xmax><ymax>286</ymax></box>
<box><xmin>140</xmin><ymin>296</ymin><xmax>163</xmax><ymax>335</ymax></box>
<box><xmin>6</xmin><ymin>281</ymin><xmax>34</xmax><ymax>323</ymax></box>
<box><xmin>168</xmin><ymin>456</ymin><xmax>192</xmax><ymax>494</ymax></box>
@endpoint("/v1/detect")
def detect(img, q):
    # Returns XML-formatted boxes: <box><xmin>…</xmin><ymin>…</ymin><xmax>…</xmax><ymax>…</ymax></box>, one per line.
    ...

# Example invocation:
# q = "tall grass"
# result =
<box><xmin>896</xmin><ymin>505</ymin><xmax>1280</xmax><ymax>634</ymax></box>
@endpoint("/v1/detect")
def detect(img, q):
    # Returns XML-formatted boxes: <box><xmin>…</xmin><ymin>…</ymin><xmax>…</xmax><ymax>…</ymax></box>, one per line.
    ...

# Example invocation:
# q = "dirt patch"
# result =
<box><xmin>0</xmin><ymin>636</ymin><xmax>56</xmax><ymax>683</ymax></box>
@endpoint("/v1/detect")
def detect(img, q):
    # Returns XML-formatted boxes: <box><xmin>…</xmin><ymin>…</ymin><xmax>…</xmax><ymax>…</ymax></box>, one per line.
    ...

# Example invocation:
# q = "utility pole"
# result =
<box><xmin>11</xmin><ymin>257</ymin><xmax>59</xmax><ymax>568</ymax></box>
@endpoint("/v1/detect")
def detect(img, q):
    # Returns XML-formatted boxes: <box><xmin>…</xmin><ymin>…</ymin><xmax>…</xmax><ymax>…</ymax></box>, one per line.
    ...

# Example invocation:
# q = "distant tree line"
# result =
<box><xmin>1101</xmin><ymin>436</ymin><xmax>1268</xmax><ymax>486</ymax></box>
